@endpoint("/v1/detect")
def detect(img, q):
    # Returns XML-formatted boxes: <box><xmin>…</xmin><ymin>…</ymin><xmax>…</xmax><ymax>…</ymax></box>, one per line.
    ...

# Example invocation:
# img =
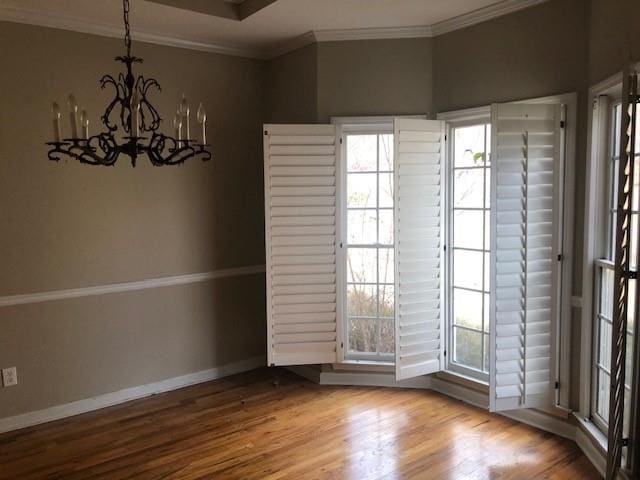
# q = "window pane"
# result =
<box><xmin>484</xmin><ymin>333</ymin><xmax>490</xmax><ymax>372</ymax></box>
<box><xmin>597</xmin><ymin>369</ymin><xmax>611</xmax><ymax>421</ymax></box>
<box><xmin>453</xmin><ymin>249</ymin><xmax>483</xmax><ymax>290</ymax></box>
<box><xmin>349</xmin><ymin>318</ymin><xmax>377</xmax><ymax>353</ymax></box>
<box><xmin>379</xmin><ymin>318</ymin><xmax>395</xmax><ymax>354</ymax></box>
<box><xmin>454</xmin><ymin>169</ymin><xmax>485</xmax><ymax>208</ymax></box>
<box><xmin>348</xmin><ymin>210</ymin><xmax>377</xmax><ymax>245</ymax></box>
<box><xmin>347</xmin><ymin>284</ymin><xmax>377</xmax><ymax>317</ymax></box>
<box><xmin>347</xmin><ymin>173</ymin><xmax>377</xmax><ymax>208</ymax></box>
<box><xmin>379</xmin><ymin>173</ymin><xmax>393</xmax><ymax>208</ymax></box>
<box><xmin>379</xmin><ymin>209</ymin><xmax>394</xmax><ymax>245</ymax></box>
<box><xmin>454</xmin><ymin>328</ymin><xmax>483</xmax><ymax>370</ymax></box>
<box><xmin>347</xmin><ymin>248</ymin><xmax>376</xmax><ymax>283</ymax></box>
<box><xmin>379</xmin><ymin>248</ymin><xmax>394</xmax><ymax>284</ymax></box>
<box><xmin>599</xmin><ymin>318</ymin><xmax>612</xmax><ymax>371</ymax></box>
<box><xmin>455</xmin><ymin>125</ymin><xmax>486</xmax><ymax>167</ymax></box>
<box><xmin>379</xmin><ymin>134</ymin><xmax>394</xmax><ymax>171</ymax></box>
<box><xmin>379</xmin><ymin>285</ymin><xmax>394</xmax><ymax>318</ymax></box>
<box><xmin>347</xmin><ymin>135</ymin><xmax>377</xmax><ymax>172</ymax></box>
<box><xmin>485</xmin><ymin>211</ymin><xmax>491</xmax><ymax>252</ymax></box>
<box><xmin>453</xmin><ymin>210</ymin><xmax>484</xmax><ymax>250</ymax></box>
<box><xmin>453</xmin><ymin>288</ymin><xmax>482</xmax><ymax>330</ymax></box>
<box><xmin>601</xmin><ymin>267</ymin><xmax>614</xmax><ymax>319</ymax></box>
<box><xmin>484</xmin><ymin>293</ymin><xmax>490</xmax><ymax>333</ymax></box>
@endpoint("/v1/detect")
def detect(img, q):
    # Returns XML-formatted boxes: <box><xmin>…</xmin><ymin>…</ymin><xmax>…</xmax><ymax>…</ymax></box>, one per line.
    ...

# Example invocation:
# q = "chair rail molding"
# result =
<box><xmin>0</xmin><ymin>264</ymin><xmax>266</xmax><ymax>308</ymax></box>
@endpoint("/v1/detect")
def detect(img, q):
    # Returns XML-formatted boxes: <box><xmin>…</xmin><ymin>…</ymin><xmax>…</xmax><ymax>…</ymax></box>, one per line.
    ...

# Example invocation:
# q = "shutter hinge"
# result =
<box><xmin>555</xmin><ymin>381</ymin><xmax>560</xmax><ymax>389</ymax></box>
<box><xmin>623</xmin><ymin>438</ymin><xmax>630</xmax><ymax>447</ymax></box>
<box><xmin>560</xmin><ymin>121</ymin><xmax>566</xmax><ymax>129</ymax></box>
<box><xmin>341</xmin><ymin>342</ymin><xmax>344</xmax><ymax>348</ymax></box>
<box><xmin>445</xmin><ymin>134</ymin><xmax>447</xmax><ymax>141</ymax></box>
<box><xmin>557</xmin><ymin>254</ymin><xmax>563</xmax><ymax>262</ymax></box>
<box><xmin>624</xmin><ymin>270</ymin><xmax>638</xmax><ymax>280</ymax></box>
<box><xmin>340</xmin><ymin>137</ymin><xmax>343</xmax><ymax>144</ymax></box>
<box><xmin>444</xmin><ymin>349</ymin><xmax>447</xmax><ymax>357</ymax></box>
<box><xmin>264</xmin><ymin>130</ymin><xmax>269</xmax><ymax>135</ymax></box>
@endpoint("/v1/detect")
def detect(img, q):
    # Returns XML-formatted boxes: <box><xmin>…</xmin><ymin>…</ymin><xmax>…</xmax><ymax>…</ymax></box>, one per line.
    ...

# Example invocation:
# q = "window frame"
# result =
<box><xmin>331</xmin><ymin>115</ymin><xmax>426</xmax><ymax>364</ymax></box>
<box><xmin>437</xmin><ymin>108</ymin><xmax>491</xmax><ymax>382</ymax></box>
<box><xmin>579</xmin><ymin>75</ymin><xmax>624</xmax><ymax>435</ymax></box>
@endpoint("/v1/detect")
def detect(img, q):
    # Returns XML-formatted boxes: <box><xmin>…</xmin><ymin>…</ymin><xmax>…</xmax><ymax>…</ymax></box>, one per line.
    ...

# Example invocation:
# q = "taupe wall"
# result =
<box><xmin>0</xmin><ymin>22</ymin><xmax>267</xmax><ymax>418</ymax></box>
<box><xmin>589</xmin><ymin>0</ymin><xmax>640</xmax><ymax>83</ymax></box>
<box><xmin>266</xmin><ymin>44</ymin><xmax>318</xmax><ymax>123</ymax></box>
<box><xmin>316</xmin><ymin>38</ymin><xmax>434</xmax><ymax>122</ymax></box>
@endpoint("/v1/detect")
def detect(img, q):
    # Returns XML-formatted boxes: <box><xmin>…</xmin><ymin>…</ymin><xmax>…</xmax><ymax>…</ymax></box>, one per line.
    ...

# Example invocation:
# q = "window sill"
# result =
<box><xmin>574</xmin><ymin>413</ymin><xmax>608</xmax><ymax>452</ymax></box>
<box><xmin>332</xmin><ymin>360</ymin><xmax>394</xmax><ymax>373</ymax></box>
<box><xmin>435</xmin><ymin>369</ymin><xmax>489</xmax><ymax>393</ymax></box>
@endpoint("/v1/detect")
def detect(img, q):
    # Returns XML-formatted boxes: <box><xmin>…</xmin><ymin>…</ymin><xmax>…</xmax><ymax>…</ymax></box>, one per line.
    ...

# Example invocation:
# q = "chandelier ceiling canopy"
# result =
<box><xmin>46</xmin><ymin>0</ymin><xmax>211</xmax><ymax>167</ymax></box>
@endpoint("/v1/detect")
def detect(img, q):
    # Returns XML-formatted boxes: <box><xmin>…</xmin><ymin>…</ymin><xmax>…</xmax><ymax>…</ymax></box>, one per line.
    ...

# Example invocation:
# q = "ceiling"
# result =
<box><xmin>0</xmin><ymin>0</ymin><xmax>547</xmax><ymax>58</ymax></box>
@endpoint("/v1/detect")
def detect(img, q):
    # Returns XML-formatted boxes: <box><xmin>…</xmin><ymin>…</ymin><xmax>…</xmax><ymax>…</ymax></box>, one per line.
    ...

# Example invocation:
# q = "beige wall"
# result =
<box><xmin>266</xmin><ymin>44</ymin><xmax>318</xmax><ymax>123</ymax></box>
<box><xmin>0</xmin><ymin>22</ymin><xmax>267</xmax><ymax>418</ymax></box>
<box><xmin>316</xmin><ymin>38</ymin><xmax>434</xmax><ymax>123</ymax></box>
<box><xmin>589</xmin><ymin>0</ymin><xmax>640</xmax><ymax>84</ymax></box>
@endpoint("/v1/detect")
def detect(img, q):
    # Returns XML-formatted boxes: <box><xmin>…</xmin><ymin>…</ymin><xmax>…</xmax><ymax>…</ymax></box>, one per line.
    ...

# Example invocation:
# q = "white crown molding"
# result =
<box><xmin>0</xmin><ymin>4</ymin><xmax>266</xmax><ymax>59</ymax></box>
<box><xmin>430</xmin><ymin>0</ymin><xmax>550</xmax><ymax>36</ymax></box>
<box><xmin>0</xmin><ymin>264</ymin><xmax>266</xmax><ymax>308</ymax></box>
<box><xmin>2</xmin><ymin>0</ymin><xmax>551</xmax><ymax>60</ymax></box>
<box><xmin>266</xmin><ymin>31</ymin><xmax>317</xmax><ymax>59</ymax></box>
<box><xmin>313</xmin><ymin>25</ymin><xmax>433</xmax><ymax>43</ymax></box>
<box><xmin>0</xmin><ymin>355</ymin><xmax>265</xmax><ymax>433</ymax></box>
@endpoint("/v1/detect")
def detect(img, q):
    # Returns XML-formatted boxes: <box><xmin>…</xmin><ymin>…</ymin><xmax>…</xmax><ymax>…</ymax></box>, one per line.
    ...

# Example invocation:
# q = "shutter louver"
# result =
<box><xmin>394</xmin><ymin>118</ymin><xmax>446</xmax><ymax>380</ymax></box>
<box><xmin>490</xmin><ymin>103</ymin><xmax>563</xmax><ymax>411</ymax></box>
<box><xmin>264</xmin><ymin>124</ymin><xmax>339</xmax><ymax>366</ymax></box>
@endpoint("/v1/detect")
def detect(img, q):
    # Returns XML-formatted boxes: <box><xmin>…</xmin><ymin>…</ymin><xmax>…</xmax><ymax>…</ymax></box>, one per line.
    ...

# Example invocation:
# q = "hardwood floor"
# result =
<box><xmin>0</xmin><ymin>368</ymin><xmax>599</xmax><ymax>479</ymax></box>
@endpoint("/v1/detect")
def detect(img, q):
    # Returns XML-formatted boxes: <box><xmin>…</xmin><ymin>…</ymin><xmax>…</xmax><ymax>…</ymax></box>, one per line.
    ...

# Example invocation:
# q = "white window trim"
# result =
<box><xmin>579</xmin><ymin>71</ymin><xmax>624</xmax><ymax>430</ymax></box>
<box><xmin>331</xmin><ymin>115</ymin><xmax>427</xmax><ymax>364</ymax></box>
<box><xmin>437</xmin><ymin>107</ymin><xmax>491</xmax><ymax>383</ymax></box>
<box><xmin>438</xmin><ymin>93</ymin><xmax>577</xmax><ymax>415</ymax></box>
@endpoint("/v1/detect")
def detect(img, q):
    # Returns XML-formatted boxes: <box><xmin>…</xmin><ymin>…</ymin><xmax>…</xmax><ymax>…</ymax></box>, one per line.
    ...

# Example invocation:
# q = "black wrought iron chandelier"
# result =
<box><xmin>46</xmin><ymin>0</ymin><xmax>211</xmax><ymax>166</ymax></box>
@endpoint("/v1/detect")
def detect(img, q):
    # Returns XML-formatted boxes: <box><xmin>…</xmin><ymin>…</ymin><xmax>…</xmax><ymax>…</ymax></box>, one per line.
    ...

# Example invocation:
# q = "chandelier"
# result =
<box><xmin>46</xmin><ymin>0</ymin><xmax>211</xmax><ymax>166</ymax></box>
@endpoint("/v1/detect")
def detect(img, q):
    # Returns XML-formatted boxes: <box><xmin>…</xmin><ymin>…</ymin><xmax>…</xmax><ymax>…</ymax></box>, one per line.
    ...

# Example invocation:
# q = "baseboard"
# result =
<box><xmin>429</xmin><ymin>376</ymin><xmax>489</xmax><ymax>409</ymax></box>
<box><xmin>319</xmin><ymin>370</ymin><xmax>431</xmax><ymax>389</ymax></box>
<box><xmin>0</xmin><ymin>355</ymin><xmax>265</xmax><ymax>434</ymax></box>
<box><xmin>501</xmin><ymin>408</ymin><xmax>576</xmax><ymax>441</ymax></box>
<box><xmin>286</xmin><ymin>365</ymin><xmax>322</xmax><ymax>384</ymax></box>
<box><xmin>575</xmin><ymin>415</ymin><xmax>607</xmax><ymax>478</ymax></box>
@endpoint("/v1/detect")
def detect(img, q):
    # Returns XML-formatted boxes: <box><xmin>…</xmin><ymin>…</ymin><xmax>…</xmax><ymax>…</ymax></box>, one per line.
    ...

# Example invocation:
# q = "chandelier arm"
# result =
<box><xmin>46</xmin><ymin>135</ymin><xmax>122</xmax><ymax>166</ymax></box>
<box><xmin>145</xmin><ymin>134</ymin><xmax>211</xmax><ymax>165</ymax></box>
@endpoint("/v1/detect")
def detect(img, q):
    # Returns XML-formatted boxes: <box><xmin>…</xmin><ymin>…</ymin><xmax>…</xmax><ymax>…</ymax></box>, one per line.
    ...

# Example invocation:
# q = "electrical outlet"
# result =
<box><xmin>2</xmin><ymin>367</ymin><xmax>17</xmax><ymax>387</ymax></box>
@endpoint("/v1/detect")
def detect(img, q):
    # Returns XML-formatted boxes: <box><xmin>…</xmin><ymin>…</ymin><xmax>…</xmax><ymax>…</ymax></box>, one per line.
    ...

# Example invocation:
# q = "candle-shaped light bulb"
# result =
<box><xmin>173</xmin><ymin>113</ymin><xmax>183</xmax><ymax>144</ymax></box>
<box><xmin>67</xmin><ymin>94</ymin><xmax>79</xmax><ymax>139</ymax></box>
<box><xmin>179</xmin><ymin>94</ymin><xmax>190</xmax><ymax>141</ymax></box>
<box><xmin>79</xmin><ymin>110</ymin><xmax>89</xmax><ymax>140</ymax></box>
<box><xmin>51</xmin><ymin>102</ymin><xmax>62</xmax><ymax>142</ymax></box>
<box><xmin>130</xmin><ymin>91</ymin><xmax>141</xmax><ymax>137</ymax></box>
<box><xmin>196</xmin><ymin>103</ymin><xmax>207</xmax><ymax>145</ymax></box>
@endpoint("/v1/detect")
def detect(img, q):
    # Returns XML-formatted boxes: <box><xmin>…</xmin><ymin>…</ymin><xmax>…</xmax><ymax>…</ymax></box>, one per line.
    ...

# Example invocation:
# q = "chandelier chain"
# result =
<box><xmin>123</xmin><ymin>0</ymin><xmax>131</xmax><ymax>58</ymax></box>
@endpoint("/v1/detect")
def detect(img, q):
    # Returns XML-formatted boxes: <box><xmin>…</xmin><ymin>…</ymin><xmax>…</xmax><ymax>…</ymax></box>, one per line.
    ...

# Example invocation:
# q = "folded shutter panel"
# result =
<box><xmin>490</xmin><ymin>103</ymin><xmax>563</xmax><ymax>411</ymax></box>
<box><xmin>264</xmin><ymin>124</ymin><xmax>339</xmax><ymax>366</ymax></box>
<box><xmin>394</xmin><ymin>118</ymin><xmax>446</xmax><ymax>380</ymax></box>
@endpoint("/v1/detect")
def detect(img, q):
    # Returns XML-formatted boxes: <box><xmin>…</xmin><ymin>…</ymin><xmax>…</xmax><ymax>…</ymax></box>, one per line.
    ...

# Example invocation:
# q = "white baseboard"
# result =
<box><xmin>286</xmin><ymin>365</ymin><xmax>322</xmax><ymax>384</ymax></box>
<box><xmin>0</xmin><ymin>355</ymin><xmax>265</xmax><ymax>434</ymax></box>
<box><xmin>501</xmin><ymin>408</ymin><xmax>576</xmax><ymax>441</ymax></box>
<box><xmin>575</xmin><ymin>415</ymin><xmax>607</xmax><ymax>478</ymax></box>
<box><xmin>320</xmin><ymin>370</ymin><xmax>431</xmax><ymax>389</ymax></box>
<box><xmin>429</xmin><ymin>376</ymin><xmax>489</xmax><ymax>409</ymax></box>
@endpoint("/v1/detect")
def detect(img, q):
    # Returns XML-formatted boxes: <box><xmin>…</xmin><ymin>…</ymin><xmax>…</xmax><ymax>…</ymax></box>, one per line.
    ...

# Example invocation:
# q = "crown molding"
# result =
<box><xmin>431</xmin><ymin>0</ymin><xmax>550</xmax><ymax>36</ymax></box>
<box><xmin>1</xmin><ymin>0</ymin><xmax>551</xmax><ymax>61</ymax></box>
<box><xmin>313</xmin><ymin>25</ymin><xmax>433</xmax><ymax>43</ymax></box>
<box><xmin>0</xmin><ymin>4</ymin><xmax>266</xmax><ymax>59</ymax></box>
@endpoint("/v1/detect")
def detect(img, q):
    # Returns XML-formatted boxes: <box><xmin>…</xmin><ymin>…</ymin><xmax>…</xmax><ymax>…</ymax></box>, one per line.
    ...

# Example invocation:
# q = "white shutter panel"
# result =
<box><xmin>490</xmin><ymin>103</ymin><xmax>563</xmax><ymax>411</ymax></box>
<box><xmin>394</xmin><ymin>118</ymin><xmax>446</xmax><ymax>380</ymax></box>
<box><xmin>264</xmin><ymin>124</ymin><xmax>339</xmax><ymax>366</ymax></box>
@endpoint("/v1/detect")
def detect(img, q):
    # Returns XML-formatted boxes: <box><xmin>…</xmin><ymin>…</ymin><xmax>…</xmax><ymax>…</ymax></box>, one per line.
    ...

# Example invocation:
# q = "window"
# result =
<box><xmin>592</xmin><ymin>100</ymin><xmax>638</xmax><ymax>439</ymax></box>
<box><xmin>448</xmin><ymin>124</ymin><xmax>491</xmax><ymax>380</ymax></box>
<box><xmin>344</xmin><ymin>132</ymin><xmax>395</xmax><ymax>360</ymax></box>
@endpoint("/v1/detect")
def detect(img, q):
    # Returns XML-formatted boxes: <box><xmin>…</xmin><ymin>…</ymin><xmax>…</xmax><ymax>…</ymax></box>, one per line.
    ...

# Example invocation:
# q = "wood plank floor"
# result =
<box><xmin>0</xmin><ymin>368</ymin><xmax>599</xmax><ymax>479</ymax></box>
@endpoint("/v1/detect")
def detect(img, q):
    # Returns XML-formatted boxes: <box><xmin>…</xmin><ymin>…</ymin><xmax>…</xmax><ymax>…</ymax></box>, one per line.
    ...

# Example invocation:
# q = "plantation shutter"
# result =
<box><xmin>263</xmin><ymin>124</ymin><xmax>339</xmax><ymax>366</ymax></box>
<box><xmin>489</xmin><ymin>102</ymin><xmax>563</xmax><ymax>412</ymax></box>
<box><xmin>394</xmin><ymin>118</ymin><xmax>446</xmax><ymax>380</ymax></box>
